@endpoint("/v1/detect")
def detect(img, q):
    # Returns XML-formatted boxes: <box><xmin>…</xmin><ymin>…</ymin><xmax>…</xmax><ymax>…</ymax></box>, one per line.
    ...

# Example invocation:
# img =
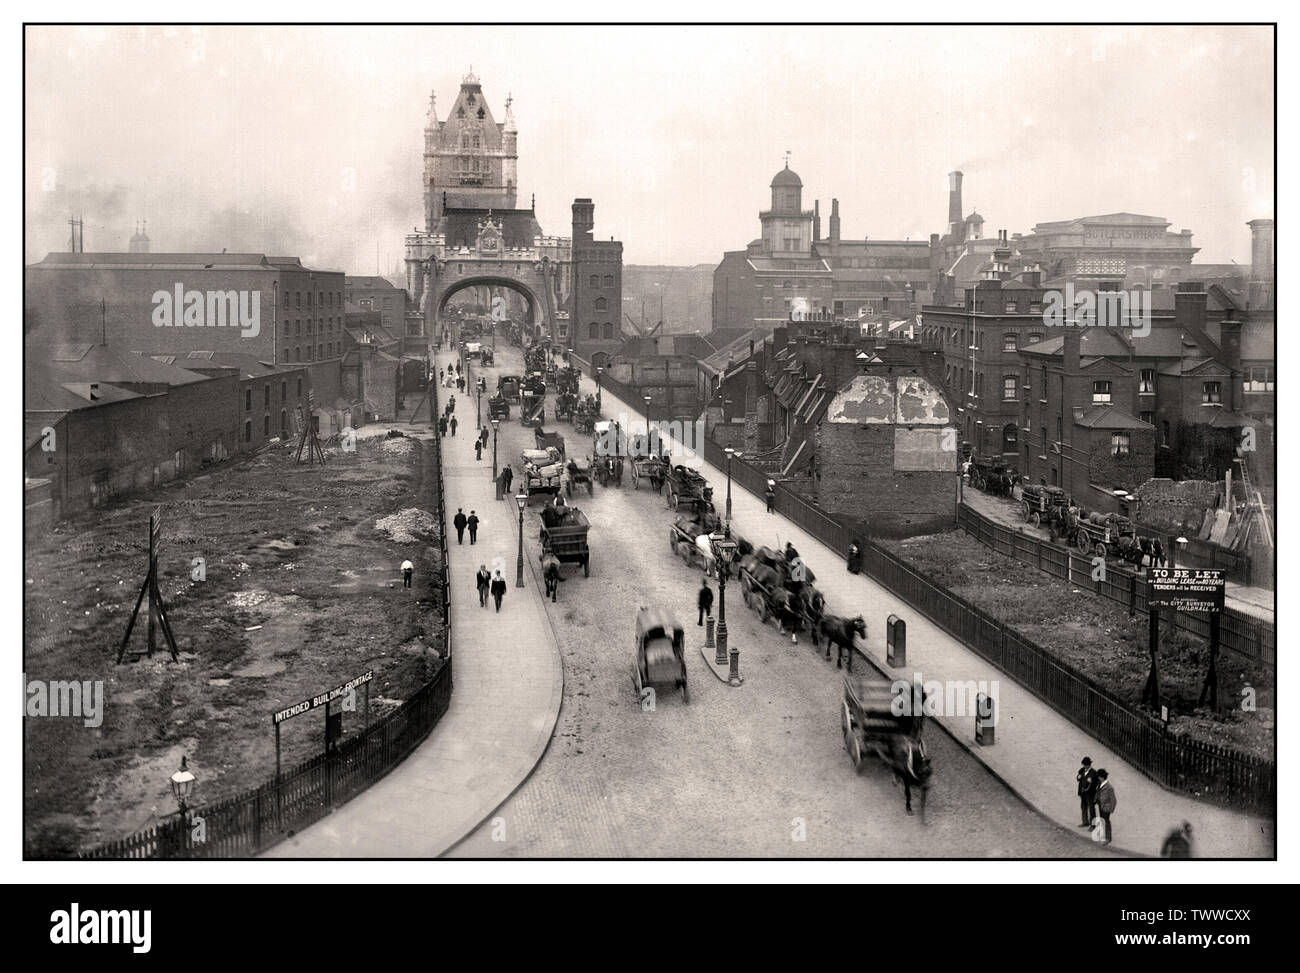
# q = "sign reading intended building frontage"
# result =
<box><xmin>1147</xmin><ymin>568</ymin><xmax>1226</xmax><ymax>613</ymax></box>
<box><xmin>272</xmin><ymin>669</ymin><xmax>374</xmax><ymax>725</ymax></box>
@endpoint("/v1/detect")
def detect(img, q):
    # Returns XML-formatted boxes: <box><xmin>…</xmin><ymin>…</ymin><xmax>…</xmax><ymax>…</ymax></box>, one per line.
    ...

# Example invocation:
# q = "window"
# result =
<box><xmin>1244</xmin><ymin>366</ymin><xmax>1274</xmax><ymax>392</ymax></box>
<box><xmin>589</xmin><ymin>323</ymin><xmax>599</xmax><ymax>339</ymax></box>
<box><xmin>1003</xmin><ymin>375</ymin><xmax>1018</xmax><ymax>400</ymax></box>
<box><xmin>594</xmin><ymin>297</ymin><xmax>607</xmax><ymax>311</ymax></box>
<box><xmin>283</xmin><ymin>292</ymin><xmax>290</xmax><ymax>309</ymax></box>
<box><xmin>589</xmin><ymin>274</ymin><xmax>600</xmax><ymax>288</ymax></box>
<box><xmin>603</xmin><ymin>323</ymin><xmax>614</xmax><ymax>339</ymax></box>
<box><xmin>1028</xmin><ymin>331</ymin><xmax>1043</xmax><ymax>344</ymax></box>
<box><xmin>1040</xmin><ymin>367</ymin><xmax>1048</xmax><ymax>400</ymax></box>
<box><xmin>1003</xmin><ymin>423</ymin><xmax>1018</xmax><ymax>449</ymax></box>
<box><xmin>295</xmin><ymin>292</ymin><xmax>301</xmax><ymax>308</ymax></box>
<box><xmin>1040</xmin><ymin>426</ymin><xmax>1048</xmax><ymax>454</ymax></box>
<box><xmin>245</xmin><ymin>389</ymin><xmax>252</xmax><ymax>411</ymax></box>
<box><xmin>1140</xmin><ymin>411</ymin><xmax>1155</xmax><ymax>426</ymax></box>
<box><xmin>1139</xmin><ymin>369</ymin><xmax>1155</xmax><ymax>394</ymax></box>
<box><xmin>1005</xmin><ymin>302</ymin><xmax>1018</xmax><ymax>314</ymax></box>
<box><xmin>1111</xmin><ymin>432</ymin><xmax>1130</xmax><ymax>456</ymax></box>
<box><xmin>1029</xmin><ymin>301</ymin><xmax>1042</xmax><ymax>314</ymax></box>
<box><xmin>1003</xmin><ymin>333</ymin><xmax>1017</xmax><ymax>352</ymax></box>
<box><xmin>264</xmin><ymin>384</ymin><xmax>270</xmax><ymax>408</ymax></box>
<box><xmin>1092</xmin><ymin>380</ymin><xmax>1112</xmax><ymax>405</ymax></box>
<box><xmin>1202</xmin><ymin>381</ymin><xmax>1222</xmax><ymax>404</ymax></box>
<box><xmin>604</xmin><ymin>275</ymin><xmax>615</xmax><ymax>287</ymax></box>
<box><xmin>783</xmin><ymin>280</ymin><xmax>792</xmax><ymax>291</ymax></box>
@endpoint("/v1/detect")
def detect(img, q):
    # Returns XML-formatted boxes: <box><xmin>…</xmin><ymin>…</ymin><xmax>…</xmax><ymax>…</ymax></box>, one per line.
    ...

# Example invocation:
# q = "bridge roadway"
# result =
<box><xmin>446</xmin><ymin>342</ymin><xmax>1115</xmax><ymax>858</ymax></box>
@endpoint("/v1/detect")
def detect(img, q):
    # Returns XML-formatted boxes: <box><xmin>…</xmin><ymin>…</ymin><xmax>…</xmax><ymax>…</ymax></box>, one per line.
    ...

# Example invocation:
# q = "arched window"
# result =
<box><xmin>603</xmin><ymin>275</ymin><xmax>614</xmax><ymax>287</ymax></box>
<box><xmin>589</xmin><ymin>322</ymin><xmax>599</xmax><ymax>339</ymax></box>
<box><xmin>594</xmin><ymin>297</ymin><xmax>607</xmax><ymax>311</ymax></box>
<box><xmin>1003</xmin><ymin>423</ymin><xmax>1018</xmax><ymax>449</ymax></box>
<box><xmin>589</xmin><ymin>274</ymin><xmax>600</xmax><ymax>288</ymax></box>
<box><xmin>603</xmin><ymin>322</ymin><xmax>614</xmax><ymax>339</ymax></box>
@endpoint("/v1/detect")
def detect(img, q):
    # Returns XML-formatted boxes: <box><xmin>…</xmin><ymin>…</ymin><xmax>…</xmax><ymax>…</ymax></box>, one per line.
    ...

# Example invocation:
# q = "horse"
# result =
<box><xmin>814</xmin><ymin>614</ymin><xmax>866</xmax><ymax>670</ymax></box>
<box><xmin>884</xmin><ymin>734</ymin><xmax>932</xmax><ymax>819</ymax></box>
<box><xmin>542</xmin><ymin>555</ymin><xmax>563</xmax><ymax>602</ymax></box>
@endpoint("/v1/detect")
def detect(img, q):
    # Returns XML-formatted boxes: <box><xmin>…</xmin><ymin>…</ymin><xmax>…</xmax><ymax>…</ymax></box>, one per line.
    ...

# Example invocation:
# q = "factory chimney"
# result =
<box><xmin>829</xmin><ymin>199</ymin><xmax>841</xmax><ymax>244</ymax></box>
<box><xmin>947</xmin><ymin>171</ymin><xmax>964</xmax><ymax>231</ymax></box>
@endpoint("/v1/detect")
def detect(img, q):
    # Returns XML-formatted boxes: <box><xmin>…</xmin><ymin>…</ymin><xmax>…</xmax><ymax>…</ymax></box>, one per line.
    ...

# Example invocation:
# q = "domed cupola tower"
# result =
<box><xmin>759</xmin><ymin>158</ymin><xmax>812</xmax><ymax>255</ymax></box>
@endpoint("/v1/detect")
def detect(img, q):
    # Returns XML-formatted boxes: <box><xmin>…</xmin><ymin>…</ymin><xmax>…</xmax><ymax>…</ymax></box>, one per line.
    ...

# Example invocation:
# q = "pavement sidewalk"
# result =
<box><xmin>592</xmin><ymin>378</ymin><xmax>1274</xmax><ymax>859</ymax></box>
<box><xmin>266</xmin><ymin>351</ymin><xmax>562</xmax><ymax>858</ymax></box>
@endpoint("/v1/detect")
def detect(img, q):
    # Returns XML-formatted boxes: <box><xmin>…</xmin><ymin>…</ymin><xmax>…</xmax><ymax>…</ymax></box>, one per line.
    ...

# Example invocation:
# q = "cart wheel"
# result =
<box><xmin>842</xmin><ymin>701</ymin><xmax>863</xmax><ymax>772</ymax></box>
<box><xmin>1029</xmin><ymin>512</ymin><xmax>1040</xmax><ymax>527</ymax></box>
<box><xmin>1075</xmin><ymin>530</ymin><xmax>1090</xmax><ymax>553</ymax></box>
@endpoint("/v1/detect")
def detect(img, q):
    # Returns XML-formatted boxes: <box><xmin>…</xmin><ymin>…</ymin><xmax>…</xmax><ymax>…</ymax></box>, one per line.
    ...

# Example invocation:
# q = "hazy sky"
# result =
<box><xmin>25</xmin><ymin>24</ymin><xmax>1274</xmax><ymax>271</ymax></box>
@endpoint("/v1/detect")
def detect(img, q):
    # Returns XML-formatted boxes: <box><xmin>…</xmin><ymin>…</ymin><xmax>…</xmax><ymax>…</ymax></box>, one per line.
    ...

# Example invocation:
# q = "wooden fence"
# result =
<box><xmin>81</xmin><ymin>369</ymin><xmax>457</xmax><ymax>859</ymax></box>
<box><xmin>956</xmin><ymin>504</ymin><xmax>1275</xmax><ymax>670</ymax></box>
<box><xmin>581</xmin><ymin>372</ymin><xmax>1273</xmax><ymax>812</ymax></box>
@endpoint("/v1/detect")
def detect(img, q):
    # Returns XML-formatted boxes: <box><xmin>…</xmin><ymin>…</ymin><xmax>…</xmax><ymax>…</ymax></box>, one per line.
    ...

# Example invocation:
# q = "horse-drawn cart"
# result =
<box><xmin>521</xmin><ymin>448</ymin><xmax>563</xmax><ymax>499</ymax></box>
<box><xmin>519</xmin><ymin>389</ymin><xmax>545</xmax><ymax>427</ymax></box>
<box><xmin>539</xmin><ymin>506</ymin><xmax>591</xmax><ymax>577</ymax></box>
<box><xmin>565</xmin><ymin>457</ymin><xmax>594</xmax><ymax>497</ymax></box>
<box><xmin>498</xmin><ymin>375</ymin><xmax>522</xmax><ymax>404</ymax></box>
<box><xmin>841</xmin><ymin>673</ymin><xmax>931</xmax><ymax>818</ymax></box>
<box><xmin>1020</xmin><ymin>484</ymin><xmax>1067</xmax><ymax>527</ymax></box>
<box><xmin>663</xmin><ymin>464</ymin><xmax>713</xmax><ymax>511</ymax></box>
<box><xmin>669</xmin><ymin>510</ymin><xmax>722</xmax><ymax>574</ymax></box>
<box><xmin>632</xmin><ymin>608</ymin><xmax>689</xmax><ymax>704</ymax></box>
<box><xmin>631</xmin><ymin>454</ymin><xmax>668</xmax><ymax>492</ymax></box>
<box><xmin>535</xmin><ymin>427</ymin><xmax>565</xmax><ymax>458</ymax></box>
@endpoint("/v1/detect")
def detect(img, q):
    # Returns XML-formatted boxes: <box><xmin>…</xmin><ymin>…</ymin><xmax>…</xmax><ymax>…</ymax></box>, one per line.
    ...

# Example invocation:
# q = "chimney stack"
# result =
<box><xmin>829</xmin><ymin>199</ymin><xmax>841</xmax><ymax>244</ymax></box>
<box><xmin>1248</xmin><ymin>219</ymin><xmax>1275</xmax><ymax>283</ymax></box>
<box><xmin>1174</xmin><ymin>281</ymin><xmax>1208</xmax><ymax>336</ymax></box>
<box><xmin>947</xmin><ymin>171</ymin><xmax>964</xmax><ymax>230</ymax></box>
<box><xmin>813</xmin><ymin>200</ymin><xmax>821</xmax><ymax>243</ymax></box>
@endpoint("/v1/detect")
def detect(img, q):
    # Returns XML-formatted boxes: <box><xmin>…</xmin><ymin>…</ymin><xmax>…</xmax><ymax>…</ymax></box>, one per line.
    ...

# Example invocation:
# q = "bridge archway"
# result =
<box><xmin>422</xmin><ymin>255</ymin><xmax>564</xmax><ymax>346</ymax></box>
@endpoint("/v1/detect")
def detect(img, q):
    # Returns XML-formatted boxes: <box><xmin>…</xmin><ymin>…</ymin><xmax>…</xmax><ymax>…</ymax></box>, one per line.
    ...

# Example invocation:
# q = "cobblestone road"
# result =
<box><xmin>448</xmin><ymin>344</ymin><xmax>1115</xmax><ymax>858</ymax></box>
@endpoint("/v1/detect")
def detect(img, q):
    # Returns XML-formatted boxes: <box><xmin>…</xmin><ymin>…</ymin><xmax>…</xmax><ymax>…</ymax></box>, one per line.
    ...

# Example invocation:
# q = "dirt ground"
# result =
<box><xmin>23</xmin><ymin>432</ymin><xmax>446</xmax><ymax>857</ymax></box>
<box><xmin>880</xmin><ymin>530</ymin><xmax>1274</xmax><ymax>760</ymax></box>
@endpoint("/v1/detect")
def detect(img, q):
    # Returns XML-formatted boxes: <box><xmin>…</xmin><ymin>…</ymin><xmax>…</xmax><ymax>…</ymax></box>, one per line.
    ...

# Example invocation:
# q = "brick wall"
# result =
<box><xmin>817</xmin><ymin>423</ymin><xmax>954</xmax><ymax>536</ymax></box>
<box><xmin>167</xmin><ymin>376</ymin><xmax>239</xmax><ymax>470</ymax></box>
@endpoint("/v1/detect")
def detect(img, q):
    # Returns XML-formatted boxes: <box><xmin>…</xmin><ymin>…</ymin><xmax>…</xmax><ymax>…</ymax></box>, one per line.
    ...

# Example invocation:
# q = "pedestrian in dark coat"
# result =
<box><xmin>697</xmin><ymin>576</ymin><xmax>714</xmax><ymax>626</ymax></box>
<box><xmin>475</xmin><ymin>565</ymin><xmax>491</xmax><ymax>608</ymax></box>
<box><xmin>490</xmin><ymin>571</ymin><xmax>507</xmax><ymax>612</ymax></box>
<box><xmin>1076</xmin><ymin>756</ymin><xmax>1099</xmax><ymax>827</ymax></box>
<box><xmin>1160</xmin><ymin>821</ymin><xmax>1193</xmax><ymax>859</ymax></box>
<box><xmin>1095</xmin><ymin>769</ymin><xmax>1116</xmax><ymax>844</ymax></box>
<box><xmin>450</xmin><ymin>415</ymin><xmax>458</xmax><ymax>436</ymax></box>
<box><xmin>453</xmin><ymin>508</ymin><xmax>468</xmax><ymax>545</ymax></box>
<box><xmin>765</xmin><ymin>479</ymin><xmax>776</xmax><ymax>513</ymax></box>
<box><xmin>502</xmin><ymin>465</ymin><xmax>514</xmax><ymax>495</ymax></box>
<box><xmin>481</xmin><ymin>426</ymin><xmax>490</xmax><ymax>449</ymax></box>
<box><xmin>467</xmin><ymin>510</ymin><xmax>479</xmax><ymax>544</ymax></box>
<box><xmin>438</xmin><ymin>415</ymin><xmax>448</xmax><ymax>438</ymax></box>
<box><xmin>475</xmin><ymin>439</ymin><xmax>483</xmax><ymax>461</ymax></box>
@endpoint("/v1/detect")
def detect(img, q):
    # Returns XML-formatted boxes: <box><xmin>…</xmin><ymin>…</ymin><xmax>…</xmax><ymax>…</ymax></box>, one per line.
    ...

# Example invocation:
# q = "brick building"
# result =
<box><xmin>568</xmin><ymin>198</ymin><xmax>623</xmax><ymax>364</ymax></box>
<box><xmin>345</xmin><ymin>276</ymin><xmax>409</xmax><ymax>335</ymax></box>
<box><xmin>24</xmin><ymin>251</ymin><xmax>347</xmax><ymax>390</ymax></box>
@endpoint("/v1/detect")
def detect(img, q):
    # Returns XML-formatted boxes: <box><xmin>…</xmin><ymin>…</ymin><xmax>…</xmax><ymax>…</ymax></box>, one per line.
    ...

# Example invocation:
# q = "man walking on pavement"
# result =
<box><xmin>502</xmin><ymin>464</ymin><xmax>514</xmax><ymax>495</ymax></box>
<box><xmin>453</xmin><ymin>507</ymin><xmax>468</xmax><ymax>545</ymax></box>
<box><xmin>765</xmin><ymin>479</ymin><xmax>776</xmax><ymax>513</ymax></box>
<box><xmin>1076</xmin><ymin>756</ymin><xmax>1098</xmax><ymax>827</ymax></box>
<box><xmin>480</xmin><ymin>425</ymin><xmax>490</xmax><ymax>450</ymax></box>
<box><xmin>490</xmin><ymin>569</ymin><xmax>507</xmax><ymax>612</ymax></box>
<box><xmin>438</xmin><ymin>415</ymin><xmax>448</xmax><ymax>438</ymax></box>
<box><xmin>450</xmin><ymin>415</ymin><xmax>458</xmax><ymax>436</ymax></box>
<box><xmin>401</xmin><ymin>558</ymin><xmax>414</xmax><ymax>589</ymax></box>
<box><xmin>467</xmin><ymin>510</ymin><xmax>479</xmax><ymax>544</ymax></box>
<box><xmin>697</xmin><ymin>575</ymin><xmax>714</xmax><ymax>626</ymax></box>
<box><xmin>475</xmin><ymin>565</ymin><xmax>491</xmax><ymax>608</ymax></box>
<box><xmin>1095</xmin><ymin>769</ymin><xmax>1116</xmax><ymax>844</ymax></box>
<box><xmin>475</xmin><ymin>438</ymin><xmax>483</xmax><ymax>461</ymax></box>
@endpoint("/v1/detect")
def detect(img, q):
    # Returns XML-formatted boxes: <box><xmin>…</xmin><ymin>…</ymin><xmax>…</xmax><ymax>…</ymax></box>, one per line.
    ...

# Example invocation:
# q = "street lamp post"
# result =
<box><xmin>515</xmin><ymin>493</ymin><xmax>527</xmax><ymax>587</ymax></box>
<box><xmin>711</xmin><ymin>527</ymin><xmax>740</xmax><ymax>681</ymax></box>
<box><xmin>596</xmin><ymin>366</ymin><xmax>604</xmax><ymax>412</ymax></box>
<box><xmin>169</xmin><ymin>755</ymin><xmax>196</xmax><ymax>857</ymax></box>
<box><xmin>724</xmin><ymin>446</ymin><xmax>740</xmax><ymax>522</ymax></box>
<box><xmin>491</xmin><ymin>417</ymin><xmax>500</xmax><ymax>482</ymax></box>
<box><xmin>643</xmin><ymin>394</ymin><xmax>653</xmax><ymax>454</ymax></box>
<box><xmin>476</xmin><ymin>382</ymin><xmax>483</xmax><ymax>428</ymax></box>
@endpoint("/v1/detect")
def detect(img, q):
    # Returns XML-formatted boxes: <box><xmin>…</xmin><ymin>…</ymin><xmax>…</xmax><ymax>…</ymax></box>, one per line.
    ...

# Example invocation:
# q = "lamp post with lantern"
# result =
<box><xmin>643</xmin><ymin>394</ymin><xmax>654</xmax><ymax>455</ymax></box>
<box><xmin>169</xmin><ymin>755</ymin><xmax>196</xmax><ymax>856</ymax></box>
<box><xmin>515</xmin><ymin>493</ymin><xmax>527</xmax><ymax>587</ymax></box>
<box><xmin>491</xmin><ymin>417</ymin><xmax>500</xmax><ymax>482</ymax></box>
<box><xmin>596</xmin><ymin>366</ymin><xmax>604</xmax><ymax>413</ymax></box>
<box><xmin>711</xmin><ymin>527</ymin><xmax>740</xmax><ymax>684</ymax></box>
<box><xmin>724</xmin><ymin>446</ymin><xmax>742</xmax><ymax>523</ymax></box>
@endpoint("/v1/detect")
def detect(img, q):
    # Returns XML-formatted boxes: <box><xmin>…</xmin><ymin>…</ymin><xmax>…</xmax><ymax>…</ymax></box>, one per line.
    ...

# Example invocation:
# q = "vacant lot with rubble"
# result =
<box><xmin>881</xmin><ymin>529</ymin><xmax>1273</xmax><ymax>761</ymax></box>
<box><xmin>24</xmin><ymin>433</ymin><xmax>445</xmax><ymax>856</ymax></box>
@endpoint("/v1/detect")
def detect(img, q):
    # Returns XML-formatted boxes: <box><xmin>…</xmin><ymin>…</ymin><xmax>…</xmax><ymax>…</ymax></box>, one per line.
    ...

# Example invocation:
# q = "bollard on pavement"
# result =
<box><xmin>704</xmin><ymin>616</ymin><xmax>715</xmax><ymax>649</ymax></box>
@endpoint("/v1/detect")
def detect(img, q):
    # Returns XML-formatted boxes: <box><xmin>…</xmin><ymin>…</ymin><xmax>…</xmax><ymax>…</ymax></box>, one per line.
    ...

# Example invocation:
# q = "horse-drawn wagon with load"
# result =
<box><xmin>841</xmin><ymin>673</ymin><xmax>932</xmax><ymax>818</ymax></box>
<box><xmin>631</xmin><ymin>607</ymin><xmax>689</xmax><ymax>705</ymax></box>
<box><xmin>565</xmin><ymin>456</ymin><xmax>594</xmax><ymax>497</ymax></box>
<box><xmin>1020</xmin><ymin>484</ymin><xmax>1068</xmax><ymax>527</ymax></box>
<box><xmin>534</xmin><ymin>427</ymin><xmax>565</xmax><ymax>458</ymax></box>
<box><xmin>669</xmin><ymin>508</ymin><xmax>722</xmax><ymax>574</ymax></box>
<box><xmin>519</xmin><ymin>388</ymin><xmax>545</xmax><ymax>427</ymax></box>
<box><xmin>539</xmin><ymin>504</ymin><xmax>591</xmax><ymax>578</ymax></box>
<box><xmin>967</xmin><ymin>458</ymin><xmax>1019</xmax><ymax>497</ymax></box>
<box><xmin>553</xmin><ymin>391</ymin><xmax>578</xmax><ymax>423</ymax></box>
<box><xmin>663</xmin><ymin>464</ymin><xmax>713</xmax><ymax>512</ymax></box>
<box><xmin>520</xmin><ymin>447</ymin><xmax>563</xmax><ymax>499</ymax></box>
<box><xmin>736</xmin><ymin>544</ymin><xmax>824</xmax><ymax>642</ymax></box>
<box><xmin>498</xmin><ymin>375</ymin><xmax>522</xmax><ymax>404</ymax></box>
